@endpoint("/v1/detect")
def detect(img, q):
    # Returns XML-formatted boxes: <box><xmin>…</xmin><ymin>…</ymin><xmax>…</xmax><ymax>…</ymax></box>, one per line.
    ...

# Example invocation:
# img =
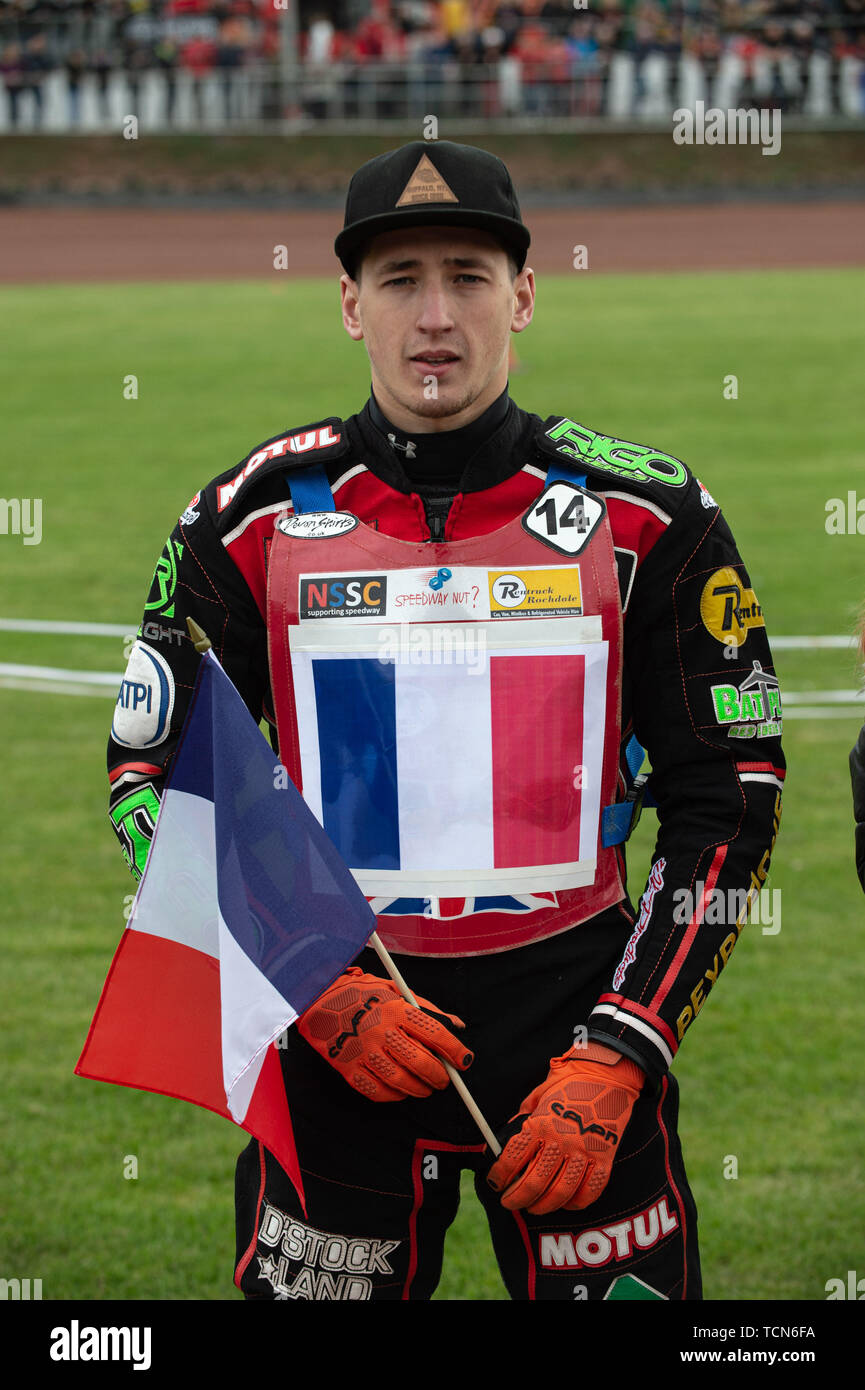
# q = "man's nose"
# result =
<box><xmin>415</xmin><ymin>282</ymin><xmax>455</xmax><ymax>333</ymax></box>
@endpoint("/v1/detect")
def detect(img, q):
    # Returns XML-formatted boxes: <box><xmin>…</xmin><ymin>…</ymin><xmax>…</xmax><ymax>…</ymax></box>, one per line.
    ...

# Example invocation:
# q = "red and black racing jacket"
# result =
<box><xmin>107</xmin><ymin>394</ymin><xmax>785</xmax><ymax>1084</ymax></box>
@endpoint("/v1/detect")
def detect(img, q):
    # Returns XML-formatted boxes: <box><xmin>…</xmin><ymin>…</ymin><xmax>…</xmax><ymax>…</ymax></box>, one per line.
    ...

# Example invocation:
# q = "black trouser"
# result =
<box><xmin>235</xmin><ymin>919</ymin><xmax>702</xmax><ymax>1301</ymax></box>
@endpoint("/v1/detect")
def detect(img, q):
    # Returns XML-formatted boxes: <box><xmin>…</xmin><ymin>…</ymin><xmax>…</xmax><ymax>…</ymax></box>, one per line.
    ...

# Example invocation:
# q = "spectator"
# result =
<box><xmin>478</xmin><ymin>23</ymin><xmax>504</xmax><ymax>113</ymax></box>
<box><xmin>760</xmin><ymin>17</ymin><xmax>794</xmax><ymax>109</ymax></box>
<box><xmin>122</xmin><ymin>39</ymin><xmax>151</xmax><ymax>116</ymax></box>
<box><xmin>180</xmin><ymin>30</ymin><xmax>217</xmax><ymax>121</ymax></box>
<box><xmin>306</xmin><ymin>13</ymin><xmax>334</xmax><ymax>64</ymax></box>
<box><xmin>567</xmin><ymin>13</ymin><xmax>603</xmax><ymax>114</ymax></box>
<box><xmin>511</xmin><ymin>20</ymin><xmax>557</xmax><ymax>113</ymax></box>
<box><xmin>65</xmin><ymin>45</ymin><xmax>87</xmax><ymax>123</ymax></box>
<box><xmin>0</xmin><ymin>0</ymin><xmax>855</xmax><ymax>126</ymax></box>
<box><xmin>440</xmin><ymin>0</ymin><xmax>470</xmax><ymax>39</ymax></box>
<box><xmin>153</xmin><ymin>35</ymin><xmax>179</xmax><ymax>124</ymax></box>
<box><xmin>491</xmin><ymin>2</ymin><xmax>524</xmax><ymax>53</ymax></box>
<box><xmin>92</xmin><ymin>47</ymin><xmax>113</xmax><ymax>120</ymax></box>
<box><xmin>22</xmin><ymin>32</ymin><xmax>52</xmax><ymax>126</ymax></box>
<box><xmin>1</xmin><ymin>41</ymin><xmax>24</xmax><ymax>127</ymax></box>
<box><xmin>216</xmin><ymin>13</ymin><xmax>249</xmax><ymax>121</ymax></box>
<box><xmin>789</xmin><ymin>17</ymin><xmax>816</xmax><ymax>112</ymax></box>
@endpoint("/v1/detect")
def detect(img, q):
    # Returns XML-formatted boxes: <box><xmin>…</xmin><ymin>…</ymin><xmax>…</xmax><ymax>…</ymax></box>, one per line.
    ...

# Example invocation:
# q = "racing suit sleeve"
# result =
<box><xmin>586</xmin><ymin>481</ymin><xmax>785</xmax><ymax>1082</ymax></box>
<box><xmin>850</xmin><ymin>722</ymin><xmax>865</xmax><ymax>894</ymax></box>
<box><xmin>107</xmin><ymin>486</ymin><xmax>269</xmax><ymax>879</ymax></box>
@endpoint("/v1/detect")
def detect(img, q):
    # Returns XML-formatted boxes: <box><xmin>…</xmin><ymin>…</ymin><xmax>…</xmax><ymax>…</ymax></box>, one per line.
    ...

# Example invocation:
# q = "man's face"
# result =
<box><xmin>340</xmin><ymin>226</ymin><xmax>535</xmax><ymax>433</ymax></box>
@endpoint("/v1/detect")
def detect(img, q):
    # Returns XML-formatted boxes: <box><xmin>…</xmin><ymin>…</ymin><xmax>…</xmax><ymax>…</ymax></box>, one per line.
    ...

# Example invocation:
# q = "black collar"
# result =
<box><xmin>359</xmin><ymin>388</ymin><xmax>527</xmax><ymax>494</ymax></box>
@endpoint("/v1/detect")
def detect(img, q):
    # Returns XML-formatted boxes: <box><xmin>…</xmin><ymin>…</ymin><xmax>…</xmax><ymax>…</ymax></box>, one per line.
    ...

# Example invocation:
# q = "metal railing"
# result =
<box><xmin>1</xmin><ymin>51</ymin><xmax>863</xmax><ymax>133</ymax></box>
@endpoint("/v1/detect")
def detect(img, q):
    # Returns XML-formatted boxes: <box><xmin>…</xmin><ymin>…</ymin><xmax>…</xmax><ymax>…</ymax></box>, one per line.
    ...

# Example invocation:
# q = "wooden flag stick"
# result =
<box><xmin>370</xmin><ymin>930</ymin><xmax>501</xmax><ymax>1155</ymax></box>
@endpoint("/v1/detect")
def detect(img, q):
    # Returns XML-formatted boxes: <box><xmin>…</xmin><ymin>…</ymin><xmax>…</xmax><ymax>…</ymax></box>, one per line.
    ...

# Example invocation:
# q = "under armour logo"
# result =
<box><xmin>387</xmin><ymin>433</ymin><xmax>417</xmax><ymax>460</ymax></box>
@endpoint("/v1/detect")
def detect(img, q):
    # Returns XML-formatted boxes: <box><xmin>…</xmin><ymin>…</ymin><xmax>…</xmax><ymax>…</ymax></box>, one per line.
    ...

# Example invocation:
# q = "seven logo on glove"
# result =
<box><xmin>298</xmin><ymin>967</ymin><xmax>473</xmax><ymax>1103</ymax></box>
<box><xmin>486</xmin><ymin>1043</ymin><xmax>645</xmax><ymax>1215</ymax></box>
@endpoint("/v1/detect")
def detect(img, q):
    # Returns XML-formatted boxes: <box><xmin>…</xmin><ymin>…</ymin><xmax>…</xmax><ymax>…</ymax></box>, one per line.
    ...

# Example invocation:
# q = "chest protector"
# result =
<box><xmin>266</xmin><ymin>471</ymin><xmax>625</xmax><ymax>957</ymax></box>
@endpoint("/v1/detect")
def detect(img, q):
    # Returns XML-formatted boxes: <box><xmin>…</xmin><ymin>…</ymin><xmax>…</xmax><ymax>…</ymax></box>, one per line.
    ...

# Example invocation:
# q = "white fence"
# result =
<box><xmin>1</xmin><ymin>51</ymin><xmax>863</xmax><ymax>134</ymax></box>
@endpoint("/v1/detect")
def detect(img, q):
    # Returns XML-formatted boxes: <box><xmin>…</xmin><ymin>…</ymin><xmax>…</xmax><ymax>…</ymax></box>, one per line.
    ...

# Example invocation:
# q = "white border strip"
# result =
<box><xmin>290</xmin><ymin>615</ymin><xmax>603</xmax><ymax>651</ymax></box>
<box><xmin>784</xmin><ymin>690</ymin><xmax>864</xmax><ymax>704</ymax></box>
<box><xmin>0</xmin><ymin>663</ymin><xmax>119</xmax><ymax>686</ymax></box>
<box><xmin>2</xmin><ymin>621</ymin><xmax>856</xmax><ymax>649</ymax></box>
<box><xmin>772</xmin><ymin>636</ymin><xmax>858</xmax><ymax>649</ymax></box>
<box><xmin>0</xmin><ymin>619</ymin><xmax>133</xmax><ymax>637</ymax></box>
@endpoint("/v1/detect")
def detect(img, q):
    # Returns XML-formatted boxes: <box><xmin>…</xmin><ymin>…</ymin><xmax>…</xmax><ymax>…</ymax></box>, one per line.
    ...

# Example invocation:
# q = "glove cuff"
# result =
<box><xmin>551</xmin><ymin>1042</ymin><xmax>646</xmax><ymax>1087</ymax></box>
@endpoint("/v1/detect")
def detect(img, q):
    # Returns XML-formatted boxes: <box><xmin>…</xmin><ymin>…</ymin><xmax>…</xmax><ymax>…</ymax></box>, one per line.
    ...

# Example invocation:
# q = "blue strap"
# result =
<box><xmin>545</xmin><ymin>467</ymin><xmax>653</xmax><ymax>844</ymax></box>
<box><xmin>625</xmin><ymin>734</ymin><xmax>645</xmax><ymax>781</ymax></box>
<box><xmin>602</xmin><ymin>802</ymin><xmax>637</xmax><ymax>847</ymax></box>
<box><xmin>601</xmin><ymin>735</ymin><xmax>657</xmax><ymax>846</ymax></box>
<box><xmin>543</xmin><ymin>468</ymin><xmax>656</xmax><ymax>846</ymax></box>
<box><xmin>285</xmin><ymin>464</ymin><xmax>335</xmax><ymax>514</ymax></box>
<box><xmin>545</xmin><ymin>459</ymin><xmax>587</xmax><ymax>489</ymax></box>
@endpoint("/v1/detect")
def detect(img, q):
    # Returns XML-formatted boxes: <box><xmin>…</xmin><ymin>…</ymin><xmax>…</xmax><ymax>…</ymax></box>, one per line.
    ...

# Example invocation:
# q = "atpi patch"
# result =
<box><xmin>112</xmin><ymin>640</ymin><xmax>175</xmax><ymax>747</ymax></box>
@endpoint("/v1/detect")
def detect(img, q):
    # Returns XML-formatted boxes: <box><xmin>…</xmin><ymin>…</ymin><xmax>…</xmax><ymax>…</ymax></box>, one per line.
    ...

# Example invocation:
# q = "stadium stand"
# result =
<box><xmin>1</xmin><ymin>0</ymin><xmax>863</xmax><ymax>129</ymax></box>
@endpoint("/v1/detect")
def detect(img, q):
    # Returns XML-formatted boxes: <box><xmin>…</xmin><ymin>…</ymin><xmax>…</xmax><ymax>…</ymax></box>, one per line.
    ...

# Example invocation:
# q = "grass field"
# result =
<box><xmin>1</xmin><ymin>266</ymin><xmax>863</xmax><ymax>1302</ymax></box>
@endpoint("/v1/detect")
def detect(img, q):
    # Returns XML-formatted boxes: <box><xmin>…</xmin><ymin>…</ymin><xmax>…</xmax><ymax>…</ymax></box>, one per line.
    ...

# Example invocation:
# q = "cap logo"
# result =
<box><xmin>395</xmin><ymin>154</ymin><xmax>459</xmax><ymax>207</ymax></box>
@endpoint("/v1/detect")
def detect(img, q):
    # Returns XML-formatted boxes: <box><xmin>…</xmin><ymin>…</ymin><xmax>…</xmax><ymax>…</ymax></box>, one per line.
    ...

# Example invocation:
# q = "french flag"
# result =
<box><xmin>289</xmin><ymin>618</ymin><xmax>608</xmax><ymax>898</ymax></box>
<box><xmin>76</xmin><ymin>649</ymin><xmax>376</xmax><ymax>1209</ymax></box>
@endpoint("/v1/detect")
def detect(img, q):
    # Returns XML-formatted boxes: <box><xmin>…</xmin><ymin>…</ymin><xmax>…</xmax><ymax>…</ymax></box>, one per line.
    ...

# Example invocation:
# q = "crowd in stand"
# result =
<box><xmin>2</xmin><ymin>0</ymin><xmax>864</xmax><ymax>125</ymax></box>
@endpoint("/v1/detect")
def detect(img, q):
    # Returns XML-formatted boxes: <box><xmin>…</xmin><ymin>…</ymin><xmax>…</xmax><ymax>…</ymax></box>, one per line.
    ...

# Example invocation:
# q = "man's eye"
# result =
<box><xmin>383</xmin><ymin>277</ymin><xmax>413</xmax><ymax>287</ymax></box>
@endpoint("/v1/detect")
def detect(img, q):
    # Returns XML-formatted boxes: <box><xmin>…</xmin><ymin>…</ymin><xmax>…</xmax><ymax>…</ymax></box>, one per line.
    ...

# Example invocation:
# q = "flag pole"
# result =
<box><xmin>369</xmin><ymin>930</ymin><xmax>501</xmax><ymax>1155</ymax></box>
<box><xmin>186</xmin><ymin>617</ymin><xmax>501</xmax><ymax>1155</ymax></box>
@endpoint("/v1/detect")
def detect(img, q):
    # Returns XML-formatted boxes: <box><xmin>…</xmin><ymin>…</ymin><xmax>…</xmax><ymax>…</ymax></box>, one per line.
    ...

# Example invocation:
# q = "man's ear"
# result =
<box><xmin>511</xmin><ymin>267</ymin><xmax>535</xmax><ymax>335</ymax></box>
<box><xmin>340</xmin><ymin>274</ymin><xmax>364</xmax><ymax>342</ymax></box>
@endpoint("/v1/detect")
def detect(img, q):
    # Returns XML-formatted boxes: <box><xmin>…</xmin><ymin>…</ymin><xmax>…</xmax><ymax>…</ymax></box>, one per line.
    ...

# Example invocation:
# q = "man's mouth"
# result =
<box><xmin>409</xmin><ymin>352</ymin><xmax>460</xmax><ymax>375</ymax></box>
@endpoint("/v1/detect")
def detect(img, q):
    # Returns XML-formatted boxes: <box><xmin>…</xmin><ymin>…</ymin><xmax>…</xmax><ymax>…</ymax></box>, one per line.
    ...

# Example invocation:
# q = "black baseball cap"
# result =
<box><xmin>335</xmin><ymin>140</ymin><xmax>531</xmax><ymax>277</ymax></box>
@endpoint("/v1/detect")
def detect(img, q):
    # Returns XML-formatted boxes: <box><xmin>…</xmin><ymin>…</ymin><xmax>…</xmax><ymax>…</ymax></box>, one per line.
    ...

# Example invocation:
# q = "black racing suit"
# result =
<box><xmin>108</xmin><ymin>390</ymin><xmax>785</xmax><ymax>1300</ymax></box>
<box><xmin>850</xmin><ymin>722</ymin><xmax>865</xmax><ymax>893</ymax></box>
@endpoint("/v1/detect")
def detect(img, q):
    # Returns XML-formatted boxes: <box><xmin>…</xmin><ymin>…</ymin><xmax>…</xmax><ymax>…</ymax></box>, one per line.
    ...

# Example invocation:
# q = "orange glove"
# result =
<box><xmin>486</xmin><ymin>1043</ymin><xmax>645</xmax><ymax>1215</ymax></box>
<box><xmin>297</xmin><ymin>968</ymin><xmax>473</xmax><ymax>1102</ymax></box>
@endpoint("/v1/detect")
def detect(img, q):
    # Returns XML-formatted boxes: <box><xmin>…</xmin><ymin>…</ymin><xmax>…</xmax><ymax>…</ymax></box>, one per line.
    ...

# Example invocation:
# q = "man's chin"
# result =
<box><xmin>395</xmin><ymin>384</ymin><xmax>481</xmax><ymax>425</ymax></box>
<box><xmin>411</xmin><ymin>396</ymin><xmax>470</xmax><ymax>419</ymax></box>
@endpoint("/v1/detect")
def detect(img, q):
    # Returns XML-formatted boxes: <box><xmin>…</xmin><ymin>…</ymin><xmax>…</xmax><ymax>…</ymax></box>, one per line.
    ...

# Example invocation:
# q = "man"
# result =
<box><xmin>850</xmin><ymin>619</ymin><xmax>865</xmax><ymax>894</ymax></box>
<box><xmin>108</xmin><ymin>140</ymin><xmax>784</xmax><ymax>1301</ymax></box>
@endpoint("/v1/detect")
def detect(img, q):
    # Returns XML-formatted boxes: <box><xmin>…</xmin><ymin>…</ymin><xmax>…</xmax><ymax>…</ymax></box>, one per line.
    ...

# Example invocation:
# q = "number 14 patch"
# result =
<box><xmin>522</xmin><ymin>481</ymin><xmax>607</xmax><ymax>557</ymax></box>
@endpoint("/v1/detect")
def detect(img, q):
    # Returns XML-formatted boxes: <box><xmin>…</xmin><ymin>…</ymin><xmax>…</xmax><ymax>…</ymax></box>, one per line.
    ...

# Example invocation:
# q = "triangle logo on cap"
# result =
<box><xmin>395</xmin><ymin>153</ymin><xmax>459</xmax><ymax>207</ymax></box>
